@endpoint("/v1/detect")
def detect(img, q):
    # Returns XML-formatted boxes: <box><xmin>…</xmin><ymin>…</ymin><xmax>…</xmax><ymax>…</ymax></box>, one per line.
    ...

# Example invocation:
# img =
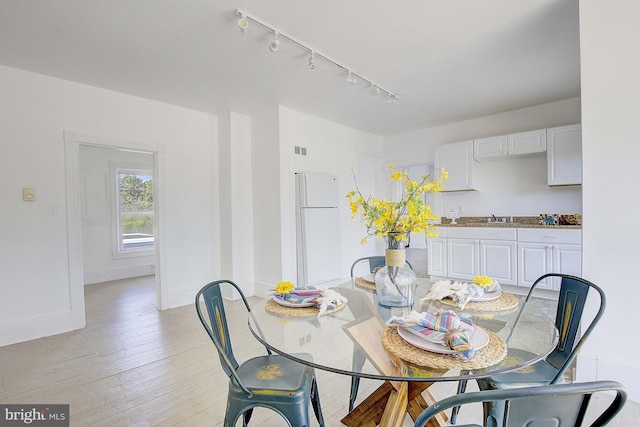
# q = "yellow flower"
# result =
<box><xmin>275</xmin><ymin>281</ymin><xmax>295</xmax><ymax>295</ymax></box>
<box><xmin>473</xmin><ymin>275</ymin><xmax>493</xmax><ymax>288</ymax></box>
<box><xmin>347</xmin><ymin>165</ymin><xmax>448</xmax><ymax>245</ymax></box>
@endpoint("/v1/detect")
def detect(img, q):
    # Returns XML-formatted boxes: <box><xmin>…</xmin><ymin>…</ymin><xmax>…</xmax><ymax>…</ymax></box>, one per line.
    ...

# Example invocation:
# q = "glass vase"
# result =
<box><xmin>374</xmin><ymin>233</ymin><xmax>417</xmax><ymax>308</ymax></box>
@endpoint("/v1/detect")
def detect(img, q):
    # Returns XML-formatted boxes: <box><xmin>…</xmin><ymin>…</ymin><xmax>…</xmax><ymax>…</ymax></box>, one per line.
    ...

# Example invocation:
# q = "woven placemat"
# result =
<box><xmin>264</xmin><ymin>298</ymin><xmax>347</xmax><ymax>318</ymax></box>
<box><xmin>381</xmin><ymin>325</ymin><xmax>507</xmax><ymax>371</ymax></box>
<box><xmin>439</xmin><ymin>291</ymin><xmax>519</xmax><ymax>312</ymax></box>
<box><xmin>355</xmin><ymin>277</ymin><xmax>376</xmax><ymax>292</ymax></box>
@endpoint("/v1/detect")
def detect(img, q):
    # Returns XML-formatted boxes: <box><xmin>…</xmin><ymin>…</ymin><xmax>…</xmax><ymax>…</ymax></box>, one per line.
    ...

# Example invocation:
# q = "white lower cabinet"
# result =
<box><xmin>427</xmin><ymin>237</ymin><xmax>447</xmax><ymax>277</ymax></box>
<box><xmin>444</xmin><ymin>228</ymin><xmax>517</xmax><ymax>285</ymax></box>
<box><xmin>517</xmin><ymin>229</ymin><xmax>582</xmax><ymax>290</ymax></box>
<box><xmin>447</xmin><ymin>238</ymin><xmax>477</xmax><ymax>281</ymax></box>
<box><xmin>429</xmin><ymin>227</ymin><xmax>581</xmax><ymax>291</ymax></box>
<box><xmin>480</xmin><ymin>239</ymin><xmax>517</xmax><ymax>285</ymax></box>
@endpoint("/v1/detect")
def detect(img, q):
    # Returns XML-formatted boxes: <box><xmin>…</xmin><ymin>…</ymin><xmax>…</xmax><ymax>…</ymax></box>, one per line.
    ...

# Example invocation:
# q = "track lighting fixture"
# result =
<box><xmin>269</xmin><ymin>32</ymin><xmax>280</xmax><ymax>52</ymax></box>
<box><xmin>308</xmin><ymin>51</ymin><xmax>316</xmax><ymax>70</ymax></box>
<box><xmin>233</xmin><ymin>8</ymin><xmax>399</xmax><ymax>103</ymax></box>
<box><xmin>345</xmin><ymin>71</ymin><xmax>358</xmax><ymax>85</ymax></box>
<box><xmin>238</xmin><ymin>13</ymin><xmax>248</xmax><ymax>33</ymax></box>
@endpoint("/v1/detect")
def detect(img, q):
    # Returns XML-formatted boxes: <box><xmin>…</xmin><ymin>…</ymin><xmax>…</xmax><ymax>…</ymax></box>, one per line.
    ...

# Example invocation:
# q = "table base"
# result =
<box><xmin>341</xmin><ymin>381</ymin><xmax>448</xmax><ymax>427</ymax></box>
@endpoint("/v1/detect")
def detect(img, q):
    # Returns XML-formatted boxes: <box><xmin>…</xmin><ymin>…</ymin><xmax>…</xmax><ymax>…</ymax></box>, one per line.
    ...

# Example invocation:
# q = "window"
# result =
<box><xmin>116</xmin><ymin>168</ymin><xmax>154</xmax><ymax>253</ymax></box>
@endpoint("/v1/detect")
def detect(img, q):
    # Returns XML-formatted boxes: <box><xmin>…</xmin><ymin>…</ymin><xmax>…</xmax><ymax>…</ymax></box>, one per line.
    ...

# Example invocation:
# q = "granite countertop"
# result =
<box><xmin>439</xmin><ymin>216</ymin><xmax>581</xmax><ymax>229</ymax></box>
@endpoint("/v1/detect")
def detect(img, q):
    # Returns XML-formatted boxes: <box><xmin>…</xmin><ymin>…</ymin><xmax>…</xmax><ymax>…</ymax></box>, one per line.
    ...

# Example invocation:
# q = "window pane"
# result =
<box><xmin>118</xmin><ymin>172</ymin><xmax>154</xmax><ymax>251</ymax></box>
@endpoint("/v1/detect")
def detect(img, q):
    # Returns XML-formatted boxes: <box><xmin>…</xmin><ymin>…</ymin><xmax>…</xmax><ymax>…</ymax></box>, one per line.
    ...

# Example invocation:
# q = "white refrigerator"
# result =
<box><xmin>295</xmin><ymin>172</ymin><xmax>342</xmax><ymax>285</ymax></box>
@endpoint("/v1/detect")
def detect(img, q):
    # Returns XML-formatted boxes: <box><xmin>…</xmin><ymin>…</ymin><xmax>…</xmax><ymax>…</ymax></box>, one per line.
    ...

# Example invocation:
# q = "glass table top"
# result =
<box><xmin>248</xmin><ymin>278</ymin><xmax>559</xmax><ymax>382</ymax></box>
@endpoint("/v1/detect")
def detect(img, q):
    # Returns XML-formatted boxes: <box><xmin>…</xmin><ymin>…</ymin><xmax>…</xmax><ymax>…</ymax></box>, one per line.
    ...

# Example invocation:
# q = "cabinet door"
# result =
<box><xmin>480</xmin><ymin>240</ymin><xmax>517</xmax><ymax>285</ymax></box>
<box><xmin>447</xmin><ymin>239</ymin><xmax>478</xmax><ymax>280</ymax></box>
<box><xmin>427</xmin><ymin>238</ymin><xmax>447</xmax><ymax>277</ymax></box>
<box><xmin>553</xmin><ymin>244</ymin><xmax>582</xmax><ymax>277</ymax></box>
<box><xmin>518</xmin><ymin>242</ymin><xmax>554</xmax><ymax>290</ymax></box>
<box><xmin>508</xmin><ymin>129</ymin><xmax>547</xmax><ymax>155</ymax></box>
<box><xmin>435</xmin><ymin>140</ymin><xmax>477</xmax><ymax>191</ymax></box>
<box><xmin>547</xmin><ymin>124</ymin><xmax>582</xmax><ymax>186</ymax></box>
<box><xmin>474</xmin><ymin>135</ymin><xmax>508</xmax><ymax>161</ymax></box>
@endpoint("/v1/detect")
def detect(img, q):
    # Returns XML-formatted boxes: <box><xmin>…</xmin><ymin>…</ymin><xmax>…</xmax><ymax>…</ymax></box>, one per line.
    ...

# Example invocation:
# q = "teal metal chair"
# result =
<box><xmin>350</xmin><ymin>256</ymin><xmax>413</xmax><ymax>278</ymax></box>
<box><xmin>348</xmin><ymin>256</ymin><xmax>413</xmax><ymax>412</ymax></box>
<box><xmin>195</xmin><ymin>280</ymin><xmax>324</xmax><ymax>427</ymax></box>
<box><xmin>414</xmin><ymin>380</ymin><xmax>627</xmax><ymax>427</ymax></box>
<box><xmin>451</xmin><ymin>273</ymin><xmax>606</xmax><ymax>425</ymax></box>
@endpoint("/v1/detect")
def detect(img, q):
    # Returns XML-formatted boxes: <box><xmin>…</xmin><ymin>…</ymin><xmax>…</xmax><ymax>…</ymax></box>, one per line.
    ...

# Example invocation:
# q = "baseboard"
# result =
<box><xmin>84</xmin><ymin>265</ymin><xmax>155</xmax><ymax>285</ymax></box>
<box><xmin>0</xmin><ymin>310</ymin><xmax>83</xmax><ymax>347</ymax></box>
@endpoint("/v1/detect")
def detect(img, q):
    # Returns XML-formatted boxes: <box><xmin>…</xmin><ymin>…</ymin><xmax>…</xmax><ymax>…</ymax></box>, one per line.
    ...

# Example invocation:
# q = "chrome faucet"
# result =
<box><xmin>492</xmin><ymin>214</ymin><xmax>498</xmax><ymax>222</ymax></box>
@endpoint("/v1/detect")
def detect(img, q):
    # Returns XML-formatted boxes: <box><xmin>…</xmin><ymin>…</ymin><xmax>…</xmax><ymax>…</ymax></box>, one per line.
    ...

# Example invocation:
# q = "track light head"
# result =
<box><xmin>345</xmin><ymin>71</ymin><xmax>358</xmax><ymax>85</ymax></box>
<box><xmin>387</xmin><ymin>94</ymin><xmax>399</xmax><ymax>104</ymax></box>
<box><xmin>308</xmin><ymin>52</ymin><xmax>316</xmax><ymax>70</ymax></box>
<box><xmin>370</xmin><ymin>84</ymin><xmax>381</xmax><ymax>95</ymax></box>
<box><xmin>269</xmin><ymin>32</ymin><xmax>280</xmax><ymax>52</ymax></box>
<box><xmin>238</xmin><ymin>14</ymin><xmax>249</xmax><ymax>33</ymax></box>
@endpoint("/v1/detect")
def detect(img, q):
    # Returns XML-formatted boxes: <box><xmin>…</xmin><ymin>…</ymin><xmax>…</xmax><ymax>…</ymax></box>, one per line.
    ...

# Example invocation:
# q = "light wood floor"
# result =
<box><xmin>1</xmin><ymin>276</ymin><xmax>637</xmax><ymax>426</ymax></box>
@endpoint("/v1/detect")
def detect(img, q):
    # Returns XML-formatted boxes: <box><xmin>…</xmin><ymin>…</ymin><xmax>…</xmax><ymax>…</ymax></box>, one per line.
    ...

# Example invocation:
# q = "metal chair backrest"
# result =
<box><xmin>529</xmin><ymin>274</ymin><xmax>606</xmax><ymax>383</ymax></box>
<box><xmin>414</xmin><ymin>380</ymin><xmax>627</xmax><ymax>427</ymax></box>
<box><xmin>195</xmin><ymin>280</ymin><xmax>259</xmax><ymax>396</ymax></box>
<box><xmin>350</xmin><ymin>256</ymin><xmax>413</xmax><ymax>277</ymax></box>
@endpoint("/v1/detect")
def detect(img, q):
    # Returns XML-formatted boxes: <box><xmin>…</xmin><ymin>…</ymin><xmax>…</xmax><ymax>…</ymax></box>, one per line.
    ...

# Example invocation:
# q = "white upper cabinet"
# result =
<box><xmin>547</xmin><ymin>124</ymin><xmax>582</xmax><ymax>186</ymax></box>
<box><xmin>474</xmin><ymin>129</ymin><xmax>546</xmax><ymax>161</ymax></box>
<box><xmin>473</xmin><ymin>135</ymin><xmax>508</xmax><ymax>160</ymax></box>
<box><xmin>508</xmin><ymin>129</ymin><xmax>547</xmax><ymax>156</ymax></box>
<box><xmin>434</xmin><ymin>140</ymin><xmax>477</xmax><ymax>191</ymax></box>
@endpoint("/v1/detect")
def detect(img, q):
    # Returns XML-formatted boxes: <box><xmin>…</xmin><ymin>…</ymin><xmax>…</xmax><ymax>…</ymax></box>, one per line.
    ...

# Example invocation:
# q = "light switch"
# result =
<box><xmin>23</xmin><ymin>187</ymin><xmax>35</xmax><ymax>201</ymax></box>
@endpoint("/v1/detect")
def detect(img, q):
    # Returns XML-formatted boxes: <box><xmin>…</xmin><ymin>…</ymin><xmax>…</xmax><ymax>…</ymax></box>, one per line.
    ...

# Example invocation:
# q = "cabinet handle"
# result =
<box><xmin>544</xmin><ymin>235</ymin><xmax>558</xmax><ymax>239</ymax></box>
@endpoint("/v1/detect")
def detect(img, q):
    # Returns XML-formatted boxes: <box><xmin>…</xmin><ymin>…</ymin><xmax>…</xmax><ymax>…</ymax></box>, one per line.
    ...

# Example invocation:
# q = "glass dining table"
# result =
<box><xmin>247</xmin><ymin>277</ymin><xmax>558</xmax><ymax>427</ymax></box>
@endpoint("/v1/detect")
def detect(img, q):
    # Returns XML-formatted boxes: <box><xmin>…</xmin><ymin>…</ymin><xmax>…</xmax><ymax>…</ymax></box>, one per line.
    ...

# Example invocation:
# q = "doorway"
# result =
<box><xmin>64</xmin><ymin>130</ymin><xmax>164</xmax><ymax>329</ymax></box>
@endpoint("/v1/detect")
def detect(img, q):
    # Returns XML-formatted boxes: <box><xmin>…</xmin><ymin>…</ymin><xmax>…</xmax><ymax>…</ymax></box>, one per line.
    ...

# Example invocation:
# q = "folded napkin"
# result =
<box><xmin>267</xmin><ymin>286</ymin><xmax>348</xmax><ymax>317</ymax></box>
<box><xmin>387</xmin><ymin>310</ymin><xmax>476</xmax><ymax>358</ymax></box>
<box><xmin>315</xmin><ymin>289</ymin><xmax>348</xmax><ymax>316</ymax></box>
<box><xmin>421</xmin><ymin>279</ymin><xmax>501</xmax><ymax>309</ymax></box>
<box><xmin>282</xmin><ymin>286</ymin><xmax>323</xmax><ymax>304</ymax></box>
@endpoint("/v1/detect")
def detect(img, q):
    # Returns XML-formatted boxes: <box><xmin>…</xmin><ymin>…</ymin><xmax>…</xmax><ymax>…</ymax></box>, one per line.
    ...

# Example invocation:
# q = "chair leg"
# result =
<box><xmin>243</xmin><ymin>408</ymin><xmax>253</xmax><ymax>427</ymax></box>
<box><xmin>349</xmin><ymin>377</ymin><xmax>360</xmax><ymax>412</ymax></box>
<box><xmin>349</xmin><ymin>348</ymin><xmax>366</xmax><ymax>412</ymax></box>
<box><xmin>311</xmin><ymin>378</ymin><xmax>325</xmax><ymax>426</ymax></box>
<box><xmin>450</xmin><ymin>376</ymin><xmax>469</xmax><ymax>424</ymax></box>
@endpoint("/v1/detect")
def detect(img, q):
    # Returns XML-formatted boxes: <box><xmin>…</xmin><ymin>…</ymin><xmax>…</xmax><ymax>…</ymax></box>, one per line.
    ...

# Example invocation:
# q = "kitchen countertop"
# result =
<box><xmin>439</xmin><ymin>216</ymin><xmax>581</xmax><ymax>229</ymax></box>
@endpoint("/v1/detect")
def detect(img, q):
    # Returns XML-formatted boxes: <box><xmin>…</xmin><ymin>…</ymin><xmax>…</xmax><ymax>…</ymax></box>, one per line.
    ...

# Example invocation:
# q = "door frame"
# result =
<box><xmin>64</xmin><ymin>130</ymin><xmax>167</xmax><ymax>328</ymax></box>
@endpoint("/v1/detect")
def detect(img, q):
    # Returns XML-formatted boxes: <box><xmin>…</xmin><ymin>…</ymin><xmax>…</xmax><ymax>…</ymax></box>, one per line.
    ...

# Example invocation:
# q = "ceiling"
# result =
<box><xmin>0</xmin><ymin>0</ymin><xmax>580</xmax><ymax>136</ymax></box>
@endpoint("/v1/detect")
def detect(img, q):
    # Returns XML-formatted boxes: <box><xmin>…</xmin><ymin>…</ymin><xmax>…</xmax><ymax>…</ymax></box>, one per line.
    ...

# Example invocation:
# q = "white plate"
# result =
<box><xmin>362</xmin><ymin>273</ymin><xmax>376</xmax><ymax>283</ymax></box>
<box><xmin>470</xmin><ymin>290</ymin><xmax>502</xmax><ymax>302</ymax></box>
<box><xmin>397</xmin><ymin>323</ymin><xmax>490</xmax><ymax>355</ymax></box>
<box><xmin>272</xmin><ymin>296</ymin><xmax>316</xmax><ymax>308</ymax></box>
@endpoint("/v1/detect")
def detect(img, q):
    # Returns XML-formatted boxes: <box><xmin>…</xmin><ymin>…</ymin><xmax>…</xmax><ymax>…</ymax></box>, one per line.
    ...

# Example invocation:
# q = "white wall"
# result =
<box><xmin>218</xmin><ymin>111</ymin><xmax>254</xmax><ymax>299</ymax></box>
<box><xmin>79</xmin><ymin>145</ymin><xmax>155</xmax><ymax>284</ymax></box>
<box><xmin>0</xmin><ymin>65</ymin><xmax>220</xmax><ymax>346</ymax></box>
<box><xmin>251</xmin><ymin>106</ymin><xmax>384</xmax><ymax>295</ymax></box>
<box><xmin>578</xmin><ymin>0</ymin><xmax>640</xmax><ymax>401</ymax></box>
<box><xmin>386</xmin><ymin>98</ymin><xmax>582</xmax><ymax>217</ymax></box>
<box><xmin>251</xmin><ymin>107</ymin><xmax>283</xmax><ymax>291</ymax></box>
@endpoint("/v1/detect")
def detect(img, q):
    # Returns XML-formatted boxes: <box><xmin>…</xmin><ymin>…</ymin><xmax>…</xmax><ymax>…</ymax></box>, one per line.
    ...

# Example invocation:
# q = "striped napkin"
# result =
<box><xmin>387</xmin><ymin>310</ymin><xmax>476</xmax><ymax>358</ymax></box>
<box><xmin>267</xmin><ymin>286</ymin><xmax>348</xmax><ymax>316</ymax></box>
